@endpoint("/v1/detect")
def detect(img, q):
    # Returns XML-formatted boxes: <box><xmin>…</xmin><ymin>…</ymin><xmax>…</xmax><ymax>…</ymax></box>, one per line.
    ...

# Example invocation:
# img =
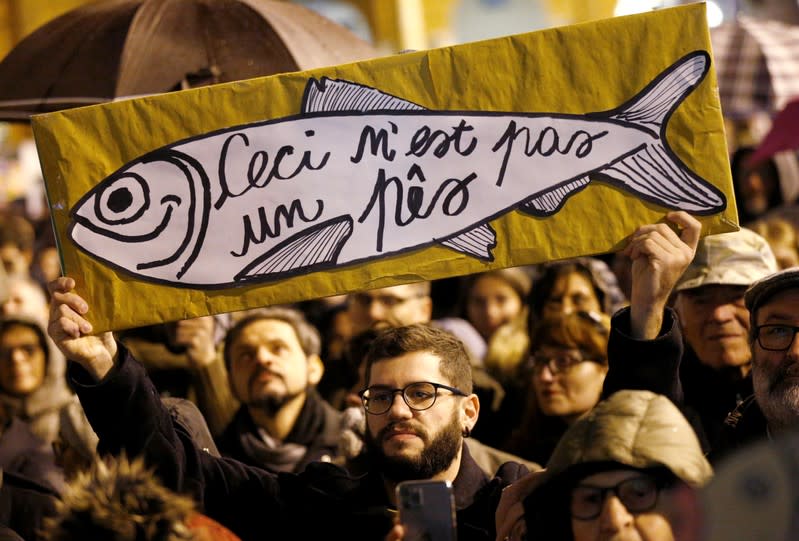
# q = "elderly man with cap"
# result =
<box><xmin>600</xmin><ymin>211</ymin><xmax>778</xmax><ymax>454</ymax></box>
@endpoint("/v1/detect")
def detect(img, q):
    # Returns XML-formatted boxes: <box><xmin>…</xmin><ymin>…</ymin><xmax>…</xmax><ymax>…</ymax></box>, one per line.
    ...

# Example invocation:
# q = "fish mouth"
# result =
<box><xmin>71</xmin><ymin>196</ymin><xmax>178</xmax><ymax>246</ymax></box>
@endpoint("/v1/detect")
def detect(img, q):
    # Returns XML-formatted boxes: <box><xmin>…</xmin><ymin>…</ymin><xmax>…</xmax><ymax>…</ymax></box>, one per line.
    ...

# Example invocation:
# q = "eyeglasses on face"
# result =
<box><xmin>570</xmin><ymin>475</ymin><xmax>662</xmax><ymax>520</ymax></box>
<box><xmin>755</xmin><ymin>324</ymin><xmax>799</xmax><ymax>351</ymax></box>
<box><xmin>528</xmin><ymin>350</ymin><xmax>596</xmax><ymax>374</ymax></box>
<box><xmin>359</xmin><ymin>381</ymin><xmax>467</xmax><ymax>415</ymax></box>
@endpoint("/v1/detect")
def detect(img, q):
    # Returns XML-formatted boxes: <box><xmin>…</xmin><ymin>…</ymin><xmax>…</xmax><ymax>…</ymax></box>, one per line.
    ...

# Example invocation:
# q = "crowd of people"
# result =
<box><xmin>0</xmin><ymin>158</ymin><xmax>798</xmax><ymax>539</ymax></box>
<box><xmin>0</xmin><ymin>6</ymin><xmax>799</xmax><ymax>540</ymax></box>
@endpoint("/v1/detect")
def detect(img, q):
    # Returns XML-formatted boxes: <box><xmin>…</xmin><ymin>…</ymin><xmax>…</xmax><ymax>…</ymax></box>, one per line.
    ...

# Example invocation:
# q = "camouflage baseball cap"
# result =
<box><xmin>674</xmin><ymin>228</ymin><xmax>778</xmax><ymax>292</ymax></box>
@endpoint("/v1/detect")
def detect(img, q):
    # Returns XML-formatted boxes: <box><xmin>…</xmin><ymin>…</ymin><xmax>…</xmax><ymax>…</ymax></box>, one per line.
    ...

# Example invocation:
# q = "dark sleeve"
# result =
<box><xmin>67</xmin><ymin>346</ymin><xmax>291</xmax><ymax>540</ymax></box>
<box><xmin>601</xmin><ymin>307</ymin><xmax>685</xmax><ymax>405</ymax></box>
<box><xmin>0</xmin><ymin>471</ymin><xmax>57</xmax><ymax>541</ymax></box>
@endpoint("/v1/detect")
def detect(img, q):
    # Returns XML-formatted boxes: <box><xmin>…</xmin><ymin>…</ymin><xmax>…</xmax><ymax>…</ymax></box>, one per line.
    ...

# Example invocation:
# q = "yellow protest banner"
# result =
<box><xmin>33</xmin><ymin>3</ymin><xmax>736</xmax><ymax>333</ymax></box>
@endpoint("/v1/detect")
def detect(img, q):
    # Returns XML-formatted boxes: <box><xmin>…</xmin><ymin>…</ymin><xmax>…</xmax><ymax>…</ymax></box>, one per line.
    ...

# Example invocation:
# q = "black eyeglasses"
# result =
<box><xmin>528</xmin><ymin>350</ymin><xmax>597</xmax><ymax>374</ymax></box>
<box><xmin>570</xmin><ymin>476</ymin><xmax>662</xmax><ymax>520</ymax></box>
<box><xmin>755</xmin><ymin>325</ymin><xmax>799</xmax><ymax>351</ymax></box>
<box><xmin>359</xmin><ymin>381</ymin><xmax>468</xmax><ymax>415</ymax></box>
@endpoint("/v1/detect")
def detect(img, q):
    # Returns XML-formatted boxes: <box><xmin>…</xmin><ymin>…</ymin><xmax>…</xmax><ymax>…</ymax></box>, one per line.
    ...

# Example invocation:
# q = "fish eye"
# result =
<box><xmin>95</xmin><ymin>173</ymin><xmax>150</xmax><ymax>225</ymax></box>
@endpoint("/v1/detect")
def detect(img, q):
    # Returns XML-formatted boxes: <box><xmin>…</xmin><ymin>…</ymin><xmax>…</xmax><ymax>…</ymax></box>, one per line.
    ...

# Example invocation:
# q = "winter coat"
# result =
<box><xmin>524</xmin><ymin>390</ymin><xmax>712</xmax><ymax>539</ymax></box>
<box><xmin>603</xmin><ymin>307</ymin><xmax>765</xmax><ymax>460</ymax></box>
<box><xmin>0</xmin><ymin>418</ymin><xmax>64</xmax><ymax>493</ymax></box>
<box><xmin>70</xmin><ymin>346</ymin><xmax>530</xmax><ymax>541</ymax></box>
<box><xmin>0</xmin><ymin>469</ymin><xmax>58</xmax><ymax>541</ymax></box>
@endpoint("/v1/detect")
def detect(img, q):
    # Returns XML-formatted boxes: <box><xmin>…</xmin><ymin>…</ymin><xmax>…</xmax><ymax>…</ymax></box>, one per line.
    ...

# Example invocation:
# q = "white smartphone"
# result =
<box><xmin>396</xmin><ymin>480</ymin><xmax>457</xmax><ymax>541</ymax></box>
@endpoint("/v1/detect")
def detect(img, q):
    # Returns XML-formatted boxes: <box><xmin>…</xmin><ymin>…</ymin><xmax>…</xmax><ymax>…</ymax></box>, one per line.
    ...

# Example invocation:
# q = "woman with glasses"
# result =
<box><xmin>504</xmin><ymin>311</ymin><xmax>610</xmax><ymax>465</ymax></box>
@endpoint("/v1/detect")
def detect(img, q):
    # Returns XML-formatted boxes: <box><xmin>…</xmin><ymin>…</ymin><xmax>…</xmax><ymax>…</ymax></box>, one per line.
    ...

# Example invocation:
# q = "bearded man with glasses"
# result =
<box><xmin>742</xmin><ymin>268</ymin><xmax>799</xmax><ymax>443</ymax></box>
<box><xmin>47</xmin><ymin>277</ymin><xmax>530</xmax><ymax>541</ymax></box>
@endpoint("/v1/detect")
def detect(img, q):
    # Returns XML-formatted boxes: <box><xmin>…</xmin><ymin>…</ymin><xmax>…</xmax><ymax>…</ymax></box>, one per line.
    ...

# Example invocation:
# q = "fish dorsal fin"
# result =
<box><xmin>234</xmin><ymin>216</ymin><xmax>354</xmax><ymax>282</ymax></box>
<box><xmin>301</xmin><ymin>78</ymin><xmax>427</xmax><ymax>113</ymax></box>
<box><xmin>518</xmin><ymin>176</ymin><xmax>591</xmax><ymax>216</ymax></box>
<box><xmin>605</xmin><ymin>51</ymin><xmax>709</xmax><ymax>131</ymax></box>
<box><xmin>439</xmin><ymin>223</ymin><xmax>497</xmax><ymax>261</ymax></box>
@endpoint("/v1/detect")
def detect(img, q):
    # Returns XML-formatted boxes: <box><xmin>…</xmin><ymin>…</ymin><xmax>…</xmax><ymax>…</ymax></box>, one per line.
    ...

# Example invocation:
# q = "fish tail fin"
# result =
<box><xmin>601</xmin><ymin>51</ymin><xmax>710</xmax><ymax>133</ymax></box>
<box><xmin>594</xmin><ymin>142</ymin><xmax>725</xmax><ymax>214</ymax></box>
<box><xmin>588</xmin><ymin>51</ymin><xmax>726</xmax><ymax>214</ymax></box>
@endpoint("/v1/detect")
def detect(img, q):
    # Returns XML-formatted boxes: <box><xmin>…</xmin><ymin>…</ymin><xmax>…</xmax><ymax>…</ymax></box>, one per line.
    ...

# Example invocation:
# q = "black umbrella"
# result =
<box><xmin>0</xmin><ymin>0</ymin><xmax>377</xmax><ymax>120</ymax></box>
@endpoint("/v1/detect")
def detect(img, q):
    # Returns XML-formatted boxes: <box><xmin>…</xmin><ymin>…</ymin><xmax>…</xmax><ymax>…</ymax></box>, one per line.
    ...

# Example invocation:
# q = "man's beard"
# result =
<box><xmin>364</xmin><ymin>412</ymin><xmax>462</xmax><ymax>482</ymax></box>
<box><xmin>247</xmin><ymin>372</ymin><xmax>304</xmax><ymax>415</ymax></box>
<box><xmin>249</xmin><ymin>391</ymin><xmax>302</xmax><ymax>415</ymax></box>
<box><xmin>754</xmin><ymin>358</ymin><xmax>799</xmax><ymax>432</ymax></box>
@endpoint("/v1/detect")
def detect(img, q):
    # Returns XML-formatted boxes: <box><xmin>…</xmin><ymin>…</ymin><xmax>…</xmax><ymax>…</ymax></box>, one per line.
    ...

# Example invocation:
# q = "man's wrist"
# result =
<box><xmin>629</xmin><ymin>302</ymin><xmax>666</xmax><ymax>340</ymax></box>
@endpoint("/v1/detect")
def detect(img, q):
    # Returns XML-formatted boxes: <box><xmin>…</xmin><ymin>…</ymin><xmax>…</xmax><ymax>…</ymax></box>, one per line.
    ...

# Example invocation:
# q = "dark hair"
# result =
<box><xmin>223</xmin><ymin>307</ymin><xmax>321</xmax><ymax>369</ymax></box>
<box><xmin>364</xmin><ymin>324</ymin><xmax>473</xmax><ymax>393</ymax></box>
<box><xmin>461</xmin><ymin>268</ymin><xmax>532</xmax><ymax>304</ymax></box>
<box><xmin>504</xmin><ymin>312</ymin><xmax>610</xmax><ymax>464</ymax></box>
<box><xmin>528</xmin><ymin>262</ymin><xmax>604</xmax><ymax>321</ymax></box>
<box><xmin>731</xmin><ymin>146</ymin><xmax>782</xmax><ymax>224</ymax></box>
<box><xmin>0</xmin><ymin>213</ymin><xmax>35</xmax><ymax>252</ymax></box>
<box><xmin>527</xmin><ymin>311</ymin><xmax>610</xmax><ymax>367</ymax></box>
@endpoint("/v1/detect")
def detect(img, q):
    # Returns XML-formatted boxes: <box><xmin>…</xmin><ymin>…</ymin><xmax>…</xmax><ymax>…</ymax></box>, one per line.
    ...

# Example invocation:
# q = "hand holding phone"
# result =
<box><xmin>396</xmin><ymin>480</ymin><xmax>457</xmax><ymax>541</ymax></box>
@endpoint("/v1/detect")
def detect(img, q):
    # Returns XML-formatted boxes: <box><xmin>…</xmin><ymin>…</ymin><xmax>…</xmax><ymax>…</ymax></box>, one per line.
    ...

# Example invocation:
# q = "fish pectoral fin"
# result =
<box><xmin>301</xmin><ymin>77</ymin><xmax>428</xmax><ymax>113</ymax></box>
<box><xmin>518</xmin><ymin>176</ymin><xmax>591</xmax><ymax>216</ymax></box>
<box><xmin>594</xmin><ymin>142</ymin><xmax>726</xmax><ymax>214</ymax></box>
<box><xmin>439</xmin><ymin>223</ymin><xmax>497</xmax><ymax>261</ymax></box>
<box><xmin>234</xmin><ymin>216</ymin><xmax>354</xmax><ymax>282</ymax></box>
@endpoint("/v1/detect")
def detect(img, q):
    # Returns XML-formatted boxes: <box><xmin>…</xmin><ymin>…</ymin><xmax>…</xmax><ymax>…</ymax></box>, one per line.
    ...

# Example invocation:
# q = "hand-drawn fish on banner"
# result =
<box><xmin>68</xmin><ymin>50</ymin><xmax>725</xmax><ymax>289</ymax></box>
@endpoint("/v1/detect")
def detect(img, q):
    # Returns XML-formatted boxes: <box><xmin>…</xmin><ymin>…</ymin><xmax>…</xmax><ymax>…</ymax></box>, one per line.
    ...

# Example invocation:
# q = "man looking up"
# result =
<box><xmin>217</xmin><ymin>307</ymin><xmax>341</xmax><ymax>472</ymax></box>
<box><xmin>48</xmin><ymin>277</ymin><xmax>527</xmax><ymax>541</ymax></box>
